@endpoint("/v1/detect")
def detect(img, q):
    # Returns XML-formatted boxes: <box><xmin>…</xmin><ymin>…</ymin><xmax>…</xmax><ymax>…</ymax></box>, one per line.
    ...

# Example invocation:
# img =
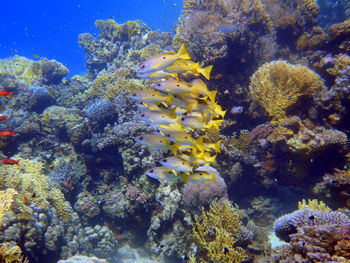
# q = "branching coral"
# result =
<box><xmin>249</xmin><ymin>61</ymin><xmax>324</xmax><ymax>124</ymax></box>
<box><xmin>297</xmin><ymin>199</ymin><xmax>330</xmax><ymax>211</ymax></box>
<box><xmin>0</xmin><ymin>189</ymin><xmax>17</xmax><ymax>223</ymax></box>
<box><xmin>192</xmin><ymin>200</ymin><xmax>246</xmax><ymax>263</ymax></box>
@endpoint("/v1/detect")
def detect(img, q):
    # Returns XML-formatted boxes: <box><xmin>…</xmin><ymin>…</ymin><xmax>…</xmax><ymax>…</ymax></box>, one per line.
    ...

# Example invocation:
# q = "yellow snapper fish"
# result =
<box><xmin>165</xmin><ymin>60</ymin><xmax>213</xmax><ymax>80</ymax></box>
<box><xmin>135</xmin><ymin>134</ymin><xmax>178</xmax><ymax>154</ymax></box>
<box><xmin>191</xmin><ymin>79</ymin><xmax>217</xmax><ymax>102</ymax></box>
<box><xmin>184</xmin><ymin>171</ymin><xmax>217</xmax><ymax>183</ymax></box>
<box><xmin>181</xmin><ymin>116</ymin><xmax>223</xmax><ymax>131</ymax></box>
<box><xmin>137</xmin><ymin>71</ymin><xmax>178</xmax><ymax>80</ymax></box>
<box><xmin>150</xmin><ymin>79</ymin><xmax>196</xmax><ymax>95</ymax></box>
<box><xmin>136</xmin><ymin>44</ymin><xmax>191</xmax><ymax>75</ymax></box>
<box><xmin>193</xmin><ymin>152</ymin><xmax>218</xmax><ymax>165</ymax></box>
<box><xmin>160</xmin><ymin>156</ymin><xmax>192</xmax><ymax>172</ymax></box>
<box><xmin>137</xmin><ymin>110</ymin><xmax>181</xmax><ymax>126</ymax></box>
<box><xmin>188</xmin><ymin>99</ymin><xmax>226</xmax><ymax>118</ymax></box>
<box><xmin>129</xmin><ymin>89</ymin><xmax>172</xmax><ymax>105</ymax></box>
<box><xmin>145</xmin><ymin>166</ymin><xmax>179</xmax><ymax>181</ymax></box>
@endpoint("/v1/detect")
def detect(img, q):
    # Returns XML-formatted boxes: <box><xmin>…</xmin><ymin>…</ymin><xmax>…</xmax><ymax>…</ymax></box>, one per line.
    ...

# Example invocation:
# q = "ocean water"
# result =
<box><xmin>1</xmin><ymin>0</ymin><xmax>350</xmax><ymax>262</ymax></box>
<box><xmin>0</xmin><ymin>0</ymin><xmax>182</xmax><ymax>75</ymax></box>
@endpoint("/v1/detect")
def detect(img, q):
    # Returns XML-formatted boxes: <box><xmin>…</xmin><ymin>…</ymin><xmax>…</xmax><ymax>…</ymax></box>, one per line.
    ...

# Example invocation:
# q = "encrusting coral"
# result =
<box><xmin>191</xmin><ymin>200</ymin><xmax>246</xmax><ymax>263</ymax></box>
<box><xmin>249</xmin><ymin>60</ymin><xmax>324</xmax><ymax>125</ymax></box>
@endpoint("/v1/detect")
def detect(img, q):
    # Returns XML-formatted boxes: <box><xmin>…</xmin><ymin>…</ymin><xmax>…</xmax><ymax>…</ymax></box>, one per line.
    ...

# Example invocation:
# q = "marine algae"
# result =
<box><xmin>192</xmin><ymin>200</ymin><xmax>246</xmax><ymax>263</ymax></box>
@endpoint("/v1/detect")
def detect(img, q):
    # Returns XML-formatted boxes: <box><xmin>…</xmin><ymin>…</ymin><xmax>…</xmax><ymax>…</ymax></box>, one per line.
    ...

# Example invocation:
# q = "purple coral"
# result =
<box><xmin>273</xmin><ymin>209</ymin><xmax>350</xmax><ymax>242</ymax></box>
<box><xmin>182</xmin><ymin>174</ymin><xmax>228</xmax><ymax>213</ymax></box>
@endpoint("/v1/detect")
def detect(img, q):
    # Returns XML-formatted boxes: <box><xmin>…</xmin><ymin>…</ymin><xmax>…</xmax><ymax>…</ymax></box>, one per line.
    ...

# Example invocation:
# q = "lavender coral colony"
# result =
<box><xmin>0</xmin><ymin>0</ymin><xmax>350</xmax><ymax>262</ymax></box>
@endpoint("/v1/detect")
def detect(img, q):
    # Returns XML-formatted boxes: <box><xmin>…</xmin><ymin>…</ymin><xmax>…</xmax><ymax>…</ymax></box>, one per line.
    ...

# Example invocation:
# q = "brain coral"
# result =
<box><xmin>273</xmin><ymin>208</ymin><xmax>350</xmax><ymax>242</ymax></box>
<box><xmin>249</xmin><ymin>60</ymin><xmax>324</xmax><ymax>124</ymax></box>
<box><xmin>183</xmin><ymin>174</ymin><xmax>228</xmax><ymax>213</ymax></box>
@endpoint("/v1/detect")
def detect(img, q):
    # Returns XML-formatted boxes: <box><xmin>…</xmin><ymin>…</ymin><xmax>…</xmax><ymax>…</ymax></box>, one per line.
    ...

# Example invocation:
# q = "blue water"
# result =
<box><xmin>0</xmin><ymin>0</ymin><xmax>182</xmax><ymax>76</ymax></box>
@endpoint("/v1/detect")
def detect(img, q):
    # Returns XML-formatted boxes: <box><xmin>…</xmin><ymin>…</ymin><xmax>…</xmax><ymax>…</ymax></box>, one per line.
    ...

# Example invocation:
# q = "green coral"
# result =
<box><xmin>0</xmin><ymin>56</ymin><xmax>41</xmax><ymax>85</ymax></box>
<box><xmin>192</xmin><ymin>200</ymin><xmax>246</xmax><ymax>263</ymax></box>
<box><xmin>0</xmin><ymin>157</ymin><xmax>73</xmax><ymax>221</ymax></box>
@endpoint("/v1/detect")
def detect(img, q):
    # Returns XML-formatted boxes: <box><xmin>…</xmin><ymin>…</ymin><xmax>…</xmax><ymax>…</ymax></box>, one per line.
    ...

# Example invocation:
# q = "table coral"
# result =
<box><xmin>249</xmin><ymin>61</ymin><xmax>324</xmax><ymax>124</ymax></box>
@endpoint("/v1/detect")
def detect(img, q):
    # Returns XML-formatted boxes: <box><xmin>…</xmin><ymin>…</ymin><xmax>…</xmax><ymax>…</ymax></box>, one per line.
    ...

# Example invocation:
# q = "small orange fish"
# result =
<box><xmin>0</xmin><ymin>90</ymin><xmax>13</xmax><ymax>96</ymax></box>
<box><xmin>63</xmin><ymin>181</ymin><xmax>74</xmax><ymax>190</ymax></box>
<box><xmin>2</xmin><ymin>158</ymin><xmax>20</xmax><ymax>165</ymax></box>
<box><xmin>0</xmin><ymin>116</ymin><xmax>8</xmax><ymax>121</ymax></box>
<box><xmin>0</xmin><ymin>130</ymin><xmax>15</xmax><ymax>136</ymax></box>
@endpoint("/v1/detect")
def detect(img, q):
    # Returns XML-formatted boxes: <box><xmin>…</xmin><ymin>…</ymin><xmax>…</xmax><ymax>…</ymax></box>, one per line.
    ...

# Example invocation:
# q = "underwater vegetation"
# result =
<box><xmin>0</xmin><ymin>0</ymin><xmax>349</xmax><ymax>262</ymax></box>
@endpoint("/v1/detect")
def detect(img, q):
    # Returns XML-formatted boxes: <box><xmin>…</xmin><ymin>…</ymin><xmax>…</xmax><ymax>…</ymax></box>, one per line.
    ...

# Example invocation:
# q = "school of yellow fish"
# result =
<box><xmin>131</xmin><ymin>44</ymin><xmax>225</xmax><ymax>183</ymax></box>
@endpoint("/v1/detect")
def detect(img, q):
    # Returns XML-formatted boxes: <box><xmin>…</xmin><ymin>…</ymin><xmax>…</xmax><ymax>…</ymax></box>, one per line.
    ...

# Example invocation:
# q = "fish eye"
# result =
<box><xmin>181</xmin><ymin>117</ymin><xmax>185</xmax><ymax>121</ymax></box>
<box><xmin>185</xmin><ymin>136</ymin><xmax>188</xmax><ymax>139</ymax></box>
<box><xmin>176</xmin><ymin>84</ymin><xmax>180</xmax><ymax>87</ymax></box>
<box><xmin>157</xmin><ymin>83</ymin><xmax>161</xmax><ymax>86</ymax></box>
<box><xmin>149</xmin><ymin>169</ymin><xmax>154</xmax><ymax>173</ymax></box>
<box><xmin>140</xmin><ymin>65</ymin><xmax>145</xmax><ymax>69</ymax></box>
<box><xmin>166</xmin><ymin>134</ymin><xmax>170</xmax><ymax>137</ymax></box>
<box><xmin>132</xmin><ymin>93</ymin><xmax>137</xmax><ymax>96</ymax></box>
<box><xmin>139</xmin><ymin>136</ymin><xmax>143</xmax><ymax>140</ymax></box>
<box><xmin>162</xmin><ymin>56</ymin><xmax>166</xmax><ymax>59</ymax></box>
<box><xmin>162</xmin><ymin>159</ymin><xmax>167</xmax><ymax>162</ymax></box>
<box><xmin>141</xmin><ymin>113</ymin><xmax>145</xmax><ymax>117</ymax></box>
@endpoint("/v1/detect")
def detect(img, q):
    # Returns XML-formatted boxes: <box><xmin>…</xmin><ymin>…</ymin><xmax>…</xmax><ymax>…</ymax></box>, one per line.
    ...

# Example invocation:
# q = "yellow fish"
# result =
<box><xmin>137</xmin><ymin>71</ymin><xmax>178</xmax><ymax>80</ymax></box>
<box><xmin>135</xmin><ymin>134</ymin><xmax>177</xmax><ymax>154</ymax></box>
<box><xmin>136</xmin><ymin>44</ymin><xmax>191</xmax><ymax>75</ymax></box>
<box><xmin>129</xmin><ymin>89</ymin><xmax>172</xmax><ymax>105</ymax></box>
<box><xmin>160</xmin><ymin>156</ymin><xmax>192</xmax><ymax>172</ymax></box>
<box><xmin>162</xmin><ymin>130</ymin><xmax>196</xmax><ymax>146</ymax></box>
<box><xmin>151</xmin><ymin>79</ymin><xmax>195</xmax><ymax>95</ymax></box>
<box><xmin>165</xmin><ymin>60</ymin><xmax>213</xmax><ymax>80</ymax></box>
<box><xmin>137</xmin><ymin>110</ymin><xmax>181</xmax><ymax>126</ymax></box>
<box><xmin>183</xmin><ymin>171</ymin><xmax>217</xmax><ymax>183</ymax></box>
<box><xmin>191</xmin><ymin>79</ymin><xmax>217</xmax><ymax>102</ymax></box>
<box><xmin>145</xmin><ymin>166</ymin><xmax>179</xmax><ymax>181</ymax></box>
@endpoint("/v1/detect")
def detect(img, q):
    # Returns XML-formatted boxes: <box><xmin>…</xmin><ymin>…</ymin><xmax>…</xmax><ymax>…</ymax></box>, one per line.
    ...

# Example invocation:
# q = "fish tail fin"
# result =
<box><xmin>165</xmin><ymin>95</ymin><xmax>173</xmax><ymax>106</ymax></box>
<box><xmin>176</xmin><ymin>44</ymin><xmax>191</xmax><ymax>60</ymax></box>
<box><xmin>210</xmin><ymin>173</ymin><xmax>217</xmax><ymax>182</ymax></box>
<box><xmin>180</xmin><ymin>173</ymin><xmax>189</xmax><ymax>184</ymax></box>
<box><xmin>198</xmin><ymin>65</ymin><xmax>213</xmax><ymax>80</ymax></box>
<box><xmin>215</xmin><ymin>105</ymin><xmax>226</xmax><ymax>118</ymax></box>
<box><xmin>171</xmin><ymin>144</ymin><xmax>179</xmax><ymax>156</ymax></box>
<box><xmin>16</xmin><ymin>160</ymin><xmax>20</xmax><ymax>166</ymax></box>
<box><xmin>208</xmin><ymin>119</ymin><xmax>223</xmax><ymax>131</ymax></box>
<box><xmin>208</xmin><ymin>90</ymin><xmax>217</xmax><ymax>102</ymax></box>
<box><xmin>168</xmin><ymin>106</ymin><xmax>177</xmax><ymax>118</ymax></box>
<box><xmin>196</xmin><ymin>136</ymin><xmax>205</xmax><ymax>154</ymax></box>
<box><xmin>214</xmin><ymin>140</ymin><xmax>222</xmax><ymax>152</ymax></box>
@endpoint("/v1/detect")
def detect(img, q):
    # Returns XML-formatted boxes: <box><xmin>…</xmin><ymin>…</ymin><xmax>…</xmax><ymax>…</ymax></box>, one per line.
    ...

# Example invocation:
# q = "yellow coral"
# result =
<box><xmin>0</xmin><ymin>157</ymin><xmax>73</xmax><ymax>221</ymax></box>
<box><xmin>0</xmin><ymin>56</ymin><xmax>41</xmax><ymax>85</ymax></box>
<box><xmin>0</xmin><ymin>188</ymin><xmax>17</xmax><ymax>224</ymax></box>
<box><xmin>192</xmin><ymin>200</ymin><xmax>246</xmax><ymax>263</ymax></box>
<box><xmin>298</xmin><ymin>199</ymin><xmax>331</xmax><ymax>211</ymax></box>
<box><xmin>228</xmin><ymin>130</ymin><xmax>253</xmax><ymax>153</ymax></box>
<box><xmin>249</xmin><ymin>60</ymin><xmax>324</xmax><ymax>125</ymax></box>
<box><xmin>0</xmin><ymin>242</ymin><xmax>28</xmax><ymax>263</ymax></box>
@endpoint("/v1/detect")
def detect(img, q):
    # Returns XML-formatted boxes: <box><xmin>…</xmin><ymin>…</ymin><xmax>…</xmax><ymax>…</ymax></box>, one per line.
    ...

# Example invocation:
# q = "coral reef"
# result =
<box><xmin>191</xmin><ymin>200</ymin><xmax>247</xmax><ymax>263</ymax></box>
<box><xmin>249</xmin><ymin>61</ymin><xmax>324</xmax><ymax>124</ymax></box>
